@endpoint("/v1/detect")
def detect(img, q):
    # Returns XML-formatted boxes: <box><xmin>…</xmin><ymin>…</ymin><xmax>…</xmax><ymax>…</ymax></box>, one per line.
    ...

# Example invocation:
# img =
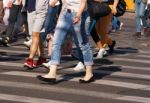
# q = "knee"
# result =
<box><xmin>32</xmin><ymin>32</ymin><xmax>40</xmax><ymax>38</ymax></box>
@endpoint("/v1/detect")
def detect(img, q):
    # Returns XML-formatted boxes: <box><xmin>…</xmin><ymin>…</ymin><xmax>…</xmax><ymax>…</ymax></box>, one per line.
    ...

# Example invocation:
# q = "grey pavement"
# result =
<box><xmin>0</xmin><ymin>12</ymin><xmax>150</xmax><ymax>103</ymax></box>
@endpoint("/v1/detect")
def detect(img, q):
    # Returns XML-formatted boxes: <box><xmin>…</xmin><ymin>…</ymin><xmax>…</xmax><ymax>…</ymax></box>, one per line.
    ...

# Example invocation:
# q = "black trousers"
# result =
<box><xmin>90</xmin><ymin>22</ymin><xmax>101</xmax><ymax>44</ymax></box>
<box><xmin>5</xmin><ymin>4</ymin><xmax>21</xmax><ymax>39</ymax></box>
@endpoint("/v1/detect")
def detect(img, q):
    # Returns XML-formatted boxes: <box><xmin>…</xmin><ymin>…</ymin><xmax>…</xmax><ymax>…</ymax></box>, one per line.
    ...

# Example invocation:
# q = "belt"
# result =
<box><xmin>67</xmin><ymin>9</ymin><xmax>71</xmax><ymax>13</ymax></box>
<box><xmin>65</xmin><ymin>9</ymin><xmax>76</xmax><ymax>13</ymax></box>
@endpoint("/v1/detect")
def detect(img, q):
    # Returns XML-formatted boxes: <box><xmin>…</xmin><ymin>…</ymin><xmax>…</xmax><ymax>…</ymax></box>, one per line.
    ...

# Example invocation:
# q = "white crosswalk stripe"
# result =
<box><xmin>1</xmin><ymin>46</ymin><xmax>150</xmax><ymax>103</ymax></box>
<box><xmin>1</xmin><ymin>62</ymin><xmax>150</xmax><ymax>80</ymax></box>
<box><xmin>2</xmin><ymin>71</ymin><xmax>150</xmax><ymax>90</ymax></box>
<box><xmin>110</xmin><ymin>57</ymin><xmax>150</xmax><ymax>64</ymax></box>
<box><xmin>0</xmin><ymin>49</ymin><xmax>29</xmax><ymax>54</ymax></box>
<box><xmin>136</xmin><ymin>55</ymin><xmax>150</xmax><ymax>58</ymax></box>
<box><xmin>0</xmin><ymin>93</ymin><xmax>71</xmax><ymax>103</ymax></box>
<box><xmin>0</xmin><ymin>80</ymin><xmax>150</xmax><ymax>103</ymax></box>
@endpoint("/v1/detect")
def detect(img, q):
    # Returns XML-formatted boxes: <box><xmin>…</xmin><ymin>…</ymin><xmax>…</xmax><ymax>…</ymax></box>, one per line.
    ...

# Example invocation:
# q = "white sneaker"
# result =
<box><xmin>24</xmin><ymin>39</ymin><xmax>32</xmax><ymax>47</ymax></box>
<box><xmin>119</xmin><ymin>22</ymin><xmax>123</xmax><ymax>30</ymax></box>
<box><xmin>96</xmin><ymin>48</ymin><xmax>106</xmax><ymax>58</ymax></box>
<box><xmin>73</xmin><ymin>62</ymin><xmax>85</xmax><ymax>71</ymax></box>
<box><xmin>42</xmin><ymin>61</ymin><xmax>51</xmax><ymax>68</ymax></box>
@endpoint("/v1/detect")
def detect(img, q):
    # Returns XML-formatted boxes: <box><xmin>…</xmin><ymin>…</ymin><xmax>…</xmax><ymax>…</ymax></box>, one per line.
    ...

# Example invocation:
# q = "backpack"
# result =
<box><xmin>108</xmin><ymin>0</ymin><xmax>127</xmax><ymax>17</ymax></box>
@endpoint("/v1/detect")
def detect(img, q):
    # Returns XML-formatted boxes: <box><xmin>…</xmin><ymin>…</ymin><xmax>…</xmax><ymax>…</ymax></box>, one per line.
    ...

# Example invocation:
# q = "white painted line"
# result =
<box><xmin>117</xmin><ymin>96</ymin><xmax>150</xmax><ymax>103</ymax></box>
<box><xmin>0</xmin><ymin>49</ymin><xmax>28</xmax><ymax>54</ymax></box>
<box><xmin>0</xmin><ymin>80</ymin><xmax>149</xmax><ymax>103</ymax></box>
<box><xmin>100</xmin><ymin>64</ymin><xmax>150</xmax><ymax>71</ymax></box>
<box><xmin>111</xmin><ymin>58</ymin><xmax>150</xmax><ymax>64</ymax></box>
<box><xmin>12</xmin><ymin>46</ymin><xmax>48</xmax><ymax>50</ymax></box>
<box><xmin>94</xmin><ymin>70</ymin><xmax>150</xmax><ymax>80</ymax></box>
<box><xmin>136</xmin><ymin>55</ymin><xmax>150</xmax><ymax>58</ymax></box>
<box><xmin>2</xmin><ymin>71</ymin><xmax>150</xmax><ymax>90</ymax></box>
<box><xmin>1</xmin><ymin>61</ymin><xmax>150</xmax><ymax>80</ymax></box>
<box><xmin>2</xmin><ymin>61</ymin><xmax>150</xmax><ymax>80</ymax></box>
<box><xmin>115</xmin><ymin>49</ymin><xmax>150</xmax><ymax>54</ymax></box>
<box><xmin>0</xmin><ymin>55</ymin><xmax>25</xmax><ymax>59</ymax></box>
<box><xmin>0</xmin><ymin>93</ymin><xmax>71</xmax><ymax>103</ymax></box>
<box><xmin>10</xmin><ymin>46</ymin><xmax>28</xmax><ymax>49</ymax></box>
<box><xmin>0</xmin><ymin>80</ymin><xmax>121</xmax><ymax>99</ymax></box>
<box><xmin>0</xmin><ymin>62</ymin><xmax>23</xmax><ymax>67</ymax></box>
<box><xmin>139</xmin><ymin>50</ymin><xmax>150</xmax><ymax>54</ymax></box>
<box><xmin>0</xmin><ymin>61</ymin><xmax>150</xmax><ymax>71</ymax></box>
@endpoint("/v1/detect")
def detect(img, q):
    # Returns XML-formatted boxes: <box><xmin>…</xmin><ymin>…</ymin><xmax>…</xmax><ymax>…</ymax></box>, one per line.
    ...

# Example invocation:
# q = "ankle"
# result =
<box><xmin>83</xmin><ymin>74</ymin><xmax>93</xmax><ymax>80</ymax></box>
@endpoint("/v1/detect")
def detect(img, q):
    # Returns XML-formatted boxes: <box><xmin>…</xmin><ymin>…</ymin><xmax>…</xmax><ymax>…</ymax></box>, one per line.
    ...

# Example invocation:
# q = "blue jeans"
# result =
<box><xmin>72</xmin><ymin>11</ymin><xmax>92</xmax><ymax>62</ymax></box>
<box><xmin>112</xmin><ymin>16</ymin><xmax>120</xmax><ymax>30</ymax></box>
<box><xmin>41</xmin><ymin>5</ymin><xmax>60</xmax><ymax>41</ymax></box>
<box><xmin>45</xmin><ymin>5</ymin><xmax>60</xmax><ymax>34</ymax></box>
<box><xmin>50</xmin><ymin>9</ymin><xmax>93</xmax><ymax>66</ymax></box>
<box><xmin>135</xmin><ymin>0</ymin><xmax>147</xmax><ymax>32</ymax></box>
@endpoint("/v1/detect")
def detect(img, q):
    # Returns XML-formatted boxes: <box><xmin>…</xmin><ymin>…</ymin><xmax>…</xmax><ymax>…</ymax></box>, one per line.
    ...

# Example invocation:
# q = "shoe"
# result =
<box><xmin>24</xmin><ymin>58</ymin><xmax>35</xmax><ymax>69</ymax></box>
<box><xmin>0</xmin><ymin>37</ymin><xmax>10</xmax><ymax>47</ymax></box>
<box><xmin>111</xmin><ymin>29</ymin><xmax>117</xmax><ymax>33</ymax></box>
<box><xmin>103</xmin><ymin>50</ymin><xmax>109</xmax><ymax>57</ymax></box>
<box><xmin>143</xmin><ymin>28</ymin><xmax>150</xmax><ymax>37</ymax></box>
<box><xmin>133</xmin><ymin>32</ymin><xmax>141</xmax><ymax>38</ymax></box>
<box><xmin>119</xmin><ymin>22</ymin><xmax>123</xmax><ymax>30</ymax></box>
<box><xmin>79</xmin><ymin>76</ymin><xmax>95</xmax><ymax>83</ymax></box>
<box><xmin>73</xmin><ymin>62</ymin><xmax>85</xmax><ymax>71</ymax></box>
<box><xmin>42</xmin><ymin>61</ymin><xmax>51</xmax><ymax>68</ymax></box>
<box><xmin>108</xmin><ymin>40</ymin><xmax>116</xmax><ymax>55</ymax></box>
<box><xmin>36</xmin><ymin>75</ymin><xmax>56</xmax><ymax>84</ymax></box>
<box><xmin>96</xmin><ymin>48</ymin><xmax>106</xmax><ymax>58</ymax></box>
<box><xmin>33</xmin><ymin>57</ymin><xmax>46</xmax><ymax>67</ymax></box>
<box><xmin>24</xmin><ymin>39</ymin><xmax>32</xmax><ymax>47</ymax></box>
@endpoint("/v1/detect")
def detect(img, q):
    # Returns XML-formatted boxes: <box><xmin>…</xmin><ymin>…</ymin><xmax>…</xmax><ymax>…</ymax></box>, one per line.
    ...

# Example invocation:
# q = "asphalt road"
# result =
<box><xmin>0</xmin><ymin>12</ymin><xmax>150</xmax><ymax>103</ymax></box>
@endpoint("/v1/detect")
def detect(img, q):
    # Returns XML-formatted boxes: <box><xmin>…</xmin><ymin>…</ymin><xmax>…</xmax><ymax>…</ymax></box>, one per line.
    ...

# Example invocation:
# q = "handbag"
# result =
<box><xmin>87</xmin><ymin>0</ymin><xmax>111</xmax><ymax>20</ymax></box>
<box><xmin>115</xmin><ymin>0</ymin><xmax>127</xmax><ymax>17</ymax></box>
<box><xmin>108</xmin><ymin>0</ymin><xmax>126</xmax><ymax>17</ymax></box>
<box><xmin>108</xmin><ymin>0</ymin><xmax>127</xmax><ymax>17</ymax></box>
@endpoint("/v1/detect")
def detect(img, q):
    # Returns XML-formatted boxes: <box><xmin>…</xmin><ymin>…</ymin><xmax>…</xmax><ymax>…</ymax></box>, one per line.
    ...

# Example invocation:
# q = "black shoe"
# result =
<box><xmin>36</xmin><ymin>75</ymin><xmax>56</xmax><ymax>84</ymax></box>
<box><xmin>79</xmin><ymin>76</ymin><xmax>95</xmax><ymax>83</ymax></box>
<box><xmin>0</xmin><ymin>37</ymin><xmax>10</xmax><ymax>47</ymax></box>
<box><xmin>108</xmin><ymin>40</ymin><xmax>116</xmax><ymax>55</ymax></box>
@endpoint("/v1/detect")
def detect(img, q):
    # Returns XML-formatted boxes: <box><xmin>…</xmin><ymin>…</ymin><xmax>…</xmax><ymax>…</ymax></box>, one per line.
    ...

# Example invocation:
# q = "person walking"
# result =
<box><xmin>134</xmin><ymin>0</ymin><xmax>149</xmax><ymax>37</ymax></box>
<box><xmin>37</xmin><ymin>0</ymin><xmax>94</xmax><ymax>84</ymax></box>
<box><xmin>24</xmin><ymin>0</ymin><xmax>49</xmax><ymax>69</ymax></box>
<box><xmin>0</xmin><ymin>0</ymin><xmax>22</xmax><ymax>46</ymax></box>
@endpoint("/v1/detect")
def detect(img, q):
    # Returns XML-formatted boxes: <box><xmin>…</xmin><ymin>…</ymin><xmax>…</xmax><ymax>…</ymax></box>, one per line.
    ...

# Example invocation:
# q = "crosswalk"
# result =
<box><xmin>0</xmin><ymin>46</ymin><xmax>150</xmax><ymax>103</ymax></box>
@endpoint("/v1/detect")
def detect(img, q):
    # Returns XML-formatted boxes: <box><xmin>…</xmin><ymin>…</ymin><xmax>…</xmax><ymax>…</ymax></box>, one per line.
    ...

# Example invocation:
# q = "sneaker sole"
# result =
<box><xmin>24</xmin><ymin>63</ymin><xmax>34</xmax><ymax>69</ymax></box>
<box><xmin>41</xmin><ymin>63</ymin><xmax>50</xmax><ymax>69</ymax></box>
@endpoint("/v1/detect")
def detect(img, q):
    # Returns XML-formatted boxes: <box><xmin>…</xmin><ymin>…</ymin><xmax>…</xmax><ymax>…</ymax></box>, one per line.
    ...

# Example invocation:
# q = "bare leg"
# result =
<box><xmin>48</xmin><ymin>34</ymin><xmax>54</xmax><ymax>56</ymax></box>
<box><xmin>29</xmin><ymin>32</ymin><xmax>40</xmax><ymax>59</ymax></box>
<box><xmin>83</xmin><ymin>66</ymin><xmax>93</xmax><ymax>80</ymax></box>
<box><xmin>43</xmin><ymin>65</ymin><xmax>57</xmax><ymax>78</ymax></box>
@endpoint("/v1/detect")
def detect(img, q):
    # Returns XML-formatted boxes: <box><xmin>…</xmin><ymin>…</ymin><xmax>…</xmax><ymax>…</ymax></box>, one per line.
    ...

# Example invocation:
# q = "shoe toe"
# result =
<box><xmin>36</xmin><ymin>75</ymin><xmax>56</xmax><ymax>84</ymax></box>
<box><xmin>79</xmin><ymin>77</ymin><xmax>95</xmax><ymax>83</ymax></box>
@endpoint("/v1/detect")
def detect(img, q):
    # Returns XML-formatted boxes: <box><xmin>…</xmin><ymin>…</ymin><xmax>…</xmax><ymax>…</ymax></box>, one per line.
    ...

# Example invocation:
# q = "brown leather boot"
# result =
<box><xmin>133</xmin><ymin>32</ymin><xmax>141</xmax><ymax>38</ymax></box>
<box><xmin>143</xmin><ymin>28</ymin><xmax>150</xmax><ymax>37</ymax></box>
